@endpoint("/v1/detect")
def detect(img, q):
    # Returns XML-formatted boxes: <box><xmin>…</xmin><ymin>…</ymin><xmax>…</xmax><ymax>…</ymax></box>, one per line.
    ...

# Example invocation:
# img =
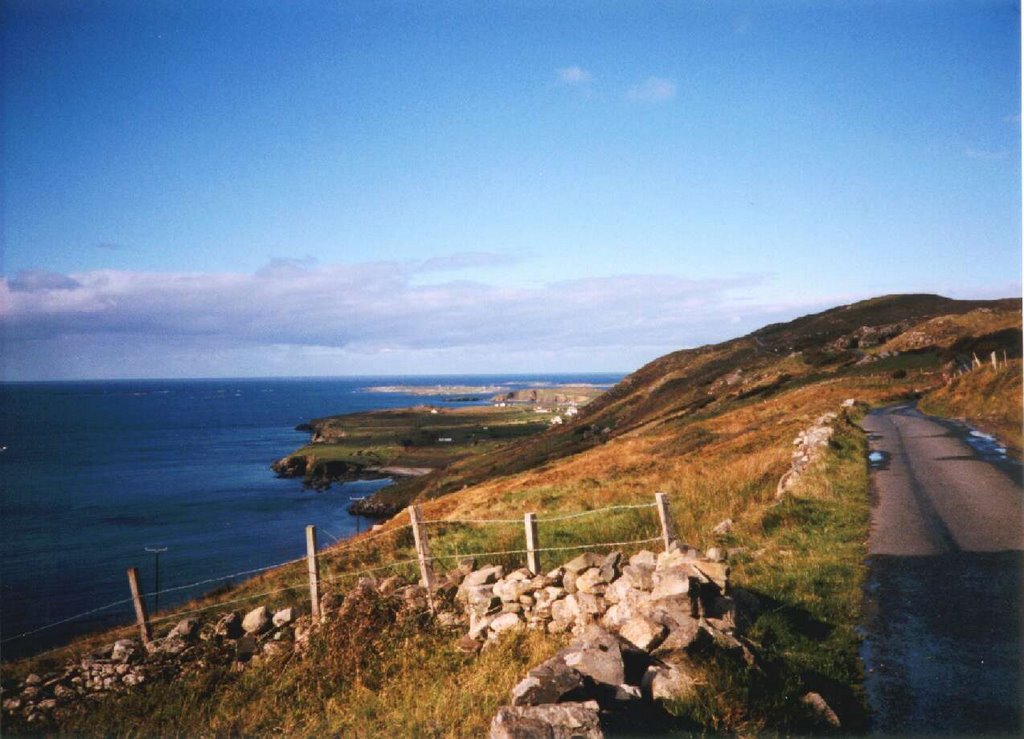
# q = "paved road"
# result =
<box><xmin>863</xmin><ymin>405</ymin><xmax>1022</xmax><ymax>555</ymax></box>
<box><xmin>861</xmin><ymin>405</ymin><xmax>1023</xmax><ymax>735</ymax></box>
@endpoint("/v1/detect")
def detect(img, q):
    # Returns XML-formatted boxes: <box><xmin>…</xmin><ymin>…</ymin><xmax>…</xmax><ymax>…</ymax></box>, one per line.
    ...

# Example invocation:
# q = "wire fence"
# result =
<box><xmin>1</xmin><ymin>494</ymin><xmax>673</xmax><ymax>658</ymax></box>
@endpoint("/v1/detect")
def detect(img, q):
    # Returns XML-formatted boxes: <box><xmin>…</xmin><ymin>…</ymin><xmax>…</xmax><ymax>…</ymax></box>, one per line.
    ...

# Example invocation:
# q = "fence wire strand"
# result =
<box><xmin>6</xmin><ymin>499</ymin><xmax>663</xmax><ymax>653</ymax></box>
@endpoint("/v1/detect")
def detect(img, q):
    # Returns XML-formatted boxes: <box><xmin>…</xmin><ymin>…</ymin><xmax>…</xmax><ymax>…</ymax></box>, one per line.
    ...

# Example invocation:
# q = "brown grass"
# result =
<box><xmin>920</xmin><ymin>359</ymin><xmax>1023</xmax><ymax>457</ymax></box>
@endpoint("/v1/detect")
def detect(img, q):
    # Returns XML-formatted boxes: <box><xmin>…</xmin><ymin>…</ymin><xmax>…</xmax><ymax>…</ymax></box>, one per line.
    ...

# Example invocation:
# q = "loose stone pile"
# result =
<box><xmin>450</xmin><ymin>544</ymin><xmax>760</xmax><ymax>738</ymax></box>
<box><xmin>775</xmin><ymin>404</ymin><xmax>853</xmax><ymax>497</ymax></box>
<box><xmin>0</xmin><ymin>604</ymin><xmax>313</xmax><ymax>725</ymax></box>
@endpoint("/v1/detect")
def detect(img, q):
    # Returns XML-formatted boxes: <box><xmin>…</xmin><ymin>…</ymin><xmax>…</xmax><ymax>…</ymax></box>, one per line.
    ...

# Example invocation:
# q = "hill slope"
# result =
<box><xmin>5</xmin><ymin>293</ymin><xmax>1020</xmax><ymax>736</ymax></box>
<box><xmin>351</xmin><ymin>293</ymin><xmax>1020</xmax><ymax>516</ymax></box>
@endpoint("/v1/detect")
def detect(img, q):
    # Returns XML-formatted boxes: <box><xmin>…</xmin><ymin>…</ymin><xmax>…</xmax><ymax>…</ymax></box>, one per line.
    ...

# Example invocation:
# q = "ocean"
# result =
<box><xmin>0</xmin><ymin>374</ymin><xmax>619</xmax><ymax>660</ymax></box>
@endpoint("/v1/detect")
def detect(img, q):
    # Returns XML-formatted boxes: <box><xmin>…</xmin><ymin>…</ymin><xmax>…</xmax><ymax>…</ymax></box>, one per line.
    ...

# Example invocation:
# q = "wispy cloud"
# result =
<box><xmin>557</xmin><ymin>66</ymin><xmax>592</xmax><ymax>85</ymax></box>
<box><xmin>415</xmin><ymin>251</ymin><xmax>519</xmax><ymax>273</ymax></box>
<box><xmin>964</xmin><ymin>147</ymin><xmax>1010</xmax><ymax>160</ymax></box>
<box><xmin>627</xmin><ymin>77</ymin><xmax>677</xmax><ymax>103</ymax></box>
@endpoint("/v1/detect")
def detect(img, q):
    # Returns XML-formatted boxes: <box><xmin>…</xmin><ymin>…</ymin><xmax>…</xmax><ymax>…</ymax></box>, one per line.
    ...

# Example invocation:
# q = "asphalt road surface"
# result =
<box><xmin>861</xmin><ymin>405</ymin><xmax>1023</xmax><ymax>735</ymax></box>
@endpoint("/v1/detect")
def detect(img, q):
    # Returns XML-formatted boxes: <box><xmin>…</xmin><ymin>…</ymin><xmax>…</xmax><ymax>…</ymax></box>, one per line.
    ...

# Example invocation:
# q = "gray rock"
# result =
<box><xmin>272</xmin><ymin>607</ymin><xmax>296</xmax><ymax>627</ymax></box>
<box><xmin>711</xmin><ymin>518</ymin><xmax>734</xmax><ymax>537</ymax></box>
<box><xmin>575</xmin><ymin>568</ymin><xmax>608</xmax><ymax>595</ymax></box>
<box><xmin>110</xmin><ymin>639</ymin><xmax>138</xmax><ymax>663</ymax></box>
<box><xmin>235</xmin><ymin>635</ymin><xmax>258</xmax><ymax>662</ymax></box>
<box><xmin>262</xmin><ymin>641</ymin><xmax>289</xmax><ymax>658</ymax></box>
<box><xmin>489</xmin><ymin>612</ymin><xmax>524</xmax><ymax>637</ymax></box>
<box><xmin>494</xmin><ymin>579</ymin><xmax>532</xmax><ymax>603</ymax></box>
<box><xmin>643</xmin><ymin>664</ymin><xmax>698</xmax><ymax>702</ymax></box>
<box><xmin>490</xmin><ymin>701</ymin><xmax>603</xmax><ymax>739</ymax></box>
<box><xmin>551</xmin><ymin>594</ymin><xmax>580</xmax><ymax>623</ymax></box>
<box><xmin>511</xmin><ymin>657</ymin><xmax>586</xmax><ymax>706</ymax></box>
<box><xmin>377</xmin><ymin>575</ymin><xmax>405</xmax><ymax>596</ymax></box>
<box><xmin>457</xmin><ymin>634</ymin><xmax>482</xmax><ymax>654</ymax></box>
<box><xmin>619</xmin><ymin>616</ymin><xmax>667</xmax><ymax>652</ymax></box>
<box><xmin>242</xmin><ymin>606</ymin><xmax>271</xmax><ymax>635</ymax></box>
<box><xmin>563</xmin><ymin>644</ymin><xmax>625</xmax><ymax>686</ymax></box>
<box><xmin>24</xmin><ymin>674</ymin><xmax>42</xmax><ymax>686</ymax></box>
<box><xmin>562</xmin><ymin>570</ymin><xmax>578</xmax><ymax>594</ymax></box>
<box><xmin>469</xmin><ymin>613</ymin><xmax>496</xmax><ymax>640</ymax></box>
<box><xmin>463</xmin><ymin>565</ymin><xmax>505</xmax><ymax>588</ymax></box>
<box><xmin>693</xmin><ymin>561</ymin><xmax>729</xmax><ymax>592</ymax></box>
<box><xmin>168</xmin><ymin>617</ymin><xmax>200</xmax><ymax>641</ymax></box>
<box><xmin>621</xmin><ymin>564</ymin><xmax>654</xmax><ymax>591</ymax></box>
<box><xmin>563</xmin><ymin>552</ymin><xmax>604</xmax><ymax>574</ymax></box>
<box><xmin>599</xmin><ymin>551</ymin><xmax>622</xmax><ymax>582</ymax></box>
<box><xmin>629</xmin><ymin>550</ymin><xmax>657</xmax><ymax>569</ymax></box>
<box><xmin>650</xmin><ymin>570</ymin><xmax>690</xmax><ymax>600</ymax></box>
<box><xmin>214</xmin><ymin>612</ymin><xmax>244</xmax><ymax>639</ymax></box>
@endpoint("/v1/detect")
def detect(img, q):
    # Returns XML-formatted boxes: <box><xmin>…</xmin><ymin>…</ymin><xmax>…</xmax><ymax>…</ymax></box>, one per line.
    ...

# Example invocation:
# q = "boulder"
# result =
<box><xmin>711</xmin><ymin>518</ymin><xmax>734</xmax><ymax>537</ymax></box>
<box><xmin>511</xmin><ymin>656</ymin><xmax>587</xmax><ymax>706</ymax></box>
<box><xmin>621</xmin><ymin>564</ymin><xmax>654</xmax><ymax>591</ymax></box>
<box><xmin>489</xmin><ymin>612</ymin><xmax>524</xmax><ymax>637</ymax></box>
<box><xmin>168</xmin><ymin>617</ymin><xmax>200</xmax><ymax>642</ymax></box>
<box><xmin>643</xmin><ymin>663</ymin><xmax>699</xmax><ymax>702</ymax></box>
<box><xmin>563</xmin><ymin>552</ymin><xmax>604</xmax><ymax>574</ymax></box>
<box><xmin>551</xmin><ymin>594</ymin><xmax>580</xmax><ymax>623</ymax></box>
<box><xmin>494</xmin><ymin>579</ymin><xmax>533</xmax><ymax>603</ymax></box>
<box><xmin>214</xmin><ymin>612</ymin><xmax>244</xmax><ymax>639</ymax></box>
<box><xmin>650</xmin><ymin>570</ymin><xmax>690</xmax><ymax>600</ymax></box>
<box><xmin>599</xmin><ymin>551</ymin><xmax>622</xmax><ymax>582</ymax></box>
<box><xmin>110</xmin><ymin>639</ymin><xmax>138</xmax><ymax>663</ymax></box>
<box><xmin>619</xmin><ymin>617</ymin><xmax>667</xmax><ymax>652</ymax></box>
<box><xmin>469</xmin><ymin>613</ymin><xmax>496</xmax><ymax>640</ymax></box>
<box><xmin>377</xmin><ymin>575</ymin><xmax>405</xmax><ymax>596</ymax></box>
<box><xmin>693</xmin><ymin>561</ymin><xmax>729</xmax><ymax>593</ymax></box>
<box><xmin>457</xmin><ymin>634</ymin><xmax>483</xmax><ymax>654</ymax></box>
<box><xmin>490</xmin><ymin>701</ymin><xmax>603</xmax><ymax>739</ymax></box>
<box><xmin>562</xmin><ymin>570</ymin><xmax>578</xmax><ymax>594</ymax></box>
<box><xmin>463</xmin><ymin>565</ymin><xmax>504</xmax><ymax>588</ymax></box>
<box><xmin>235</xmin><ymin>635</ymin><xmax>258</xmax><ymax>662</ymax></box>
<box><xmin>629</xmin><ymin>550</ymin><xmax>657</xmax><ymax>569</ymax></box>
<box><xmin>242</xmin><ymin>606</ymin><xmax>271</xmax><ymax>635</ymax></box>
<box><xmin>272</xmin><ymin>608</ymin><xmax>296</xmax><ymax>627</ymax></box>
<box><xmin>563</xmin><ymin>643</ymin><xmax>625</xmax><ymax>687</ymax></box>
<box><xmin>575</xmin><ymin>568</ymin><xmax>609</xmax><ymax>595</ymax></box>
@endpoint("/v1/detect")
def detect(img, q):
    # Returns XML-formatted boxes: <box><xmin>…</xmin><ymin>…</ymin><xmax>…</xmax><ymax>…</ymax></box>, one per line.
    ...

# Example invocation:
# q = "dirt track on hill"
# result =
<box><xmin>860</xmin><ymin>405</ymin><xmax>1023</xmax><ymax>735</ymax></box>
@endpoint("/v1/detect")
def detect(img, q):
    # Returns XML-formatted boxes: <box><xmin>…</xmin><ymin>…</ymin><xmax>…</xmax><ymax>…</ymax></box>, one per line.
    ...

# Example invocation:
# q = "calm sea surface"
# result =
<box><xmin>0</xmin><ymin>374</ymin><xmax>619</xmax><ymax>659</ymax></box>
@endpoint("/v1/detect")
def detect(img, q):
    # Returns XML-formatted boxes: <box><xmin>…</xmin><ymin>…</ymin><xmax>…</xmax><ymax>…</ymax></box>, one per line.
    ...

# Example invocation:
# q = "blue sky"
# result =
<box><xmin>2</xmin><ymin>0</ymin><xmax>1020</xmax><ymax>380</ymax></box>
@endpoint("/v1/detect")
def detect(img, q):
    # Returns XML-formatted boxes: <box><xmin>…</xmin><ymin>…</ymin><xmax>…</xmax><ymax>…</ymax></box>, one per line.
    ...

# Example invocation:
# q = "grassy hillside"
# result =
<box><xmin>4</xmin><ymin>294</ymin><xmax>1020</xmax><ymax>736</ymax></box>
<box><xmin>920</xmin><ymin>359</ymin><xmax>1023</xmax><ymax>457</ymax></box>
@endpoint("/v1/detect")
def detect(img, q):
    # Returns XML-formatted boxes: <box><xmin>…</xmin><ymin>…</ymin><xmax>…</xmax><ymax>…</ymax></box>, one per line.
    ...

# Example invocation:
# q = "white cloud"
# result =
<box><xmin>0</xmin><ymin>259</ymin><xmax>773</xmax><ymax>378</ymax></box>
<box><xmin>557</xmin><ymin>66</ymin><xmax>592</xmax><ymax>85</ymax></box>
<box><xmin>627</xmin><ymin>77</ymin><xmax>677</xmax><ymax>103</ymax></box>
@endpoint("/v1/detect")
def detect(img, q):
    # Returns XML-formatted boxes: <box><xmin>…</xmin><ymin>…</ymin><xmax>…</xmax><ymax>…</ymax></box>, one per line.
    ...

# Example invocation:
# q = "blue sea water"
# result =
<box><xmin>0</xmin><ymin>374</ymin><xmax>619</xmax><ymax>660</ymax></box>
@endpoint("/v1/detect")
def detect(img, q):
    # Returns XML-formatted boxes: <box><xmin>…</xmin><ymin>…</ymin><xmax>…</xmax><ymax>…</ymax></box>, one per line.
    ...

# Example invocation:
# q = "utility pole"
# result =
<box><xmin>144</xmin><ymin>546</ymin><xmax>168</xmax><ymax>614</ymax></box>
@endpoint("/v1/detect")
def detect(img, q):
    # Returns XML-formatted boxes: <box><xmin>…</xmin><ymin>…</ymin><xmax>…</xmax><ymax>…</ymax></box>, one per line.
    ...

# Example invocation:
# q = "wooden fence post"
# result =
<box><xmin>991</xmin><ymin>351</ymin><xmax>999</xmax><ymax>370</ymax></box>
<box><xmin>655</xmin><ymin>492</ymin><xmax>677</xmax><ymax>552</ymax></box>
<box><xmin>973</xmin><ymin>352</ymin><xmax>982</xmax><ymax>369</ymax></box>
<box><xmin>127</xmin><ymin>567</ymin><xmax>152</xmax><ymax>644</ymax></box>
<box><xmin>306</xmin><ymin>525</ymin><xmax>321</xmax><ymax>623</ymax></box>
<box><xmin>525</xmin><ymin>512</ymin><xmax>540</xmax><ymax>575</ymax></box>
<box><xmin>408</xmin><ymin>505</ymin><xmax>436</xmax><ymax>613</ymax></box>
